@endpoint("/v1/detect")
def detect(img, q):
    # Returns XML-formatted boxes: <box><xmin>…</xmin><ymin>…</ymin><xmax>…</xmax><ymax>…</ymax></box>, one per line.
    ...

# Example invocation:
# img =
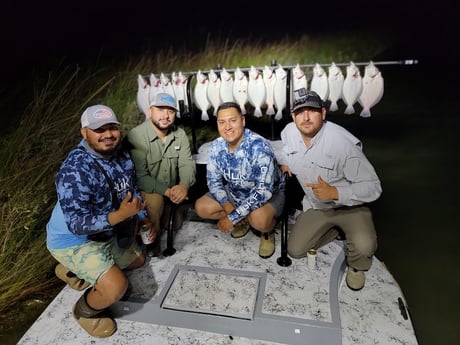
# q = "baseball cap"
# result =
<box><xmin>149</xmin><ymin>93</ymin><xmax>178</xmax><ymax>111</ymax></box>
<box><xmin>81</xmin><ymin>105</ymin><xmax>120</xmax><ymax>129</ymax></box>
<box><xmin>291</xmin><ymin>89</ymin><xmax>325</xmax><ymax>112</ymax></box>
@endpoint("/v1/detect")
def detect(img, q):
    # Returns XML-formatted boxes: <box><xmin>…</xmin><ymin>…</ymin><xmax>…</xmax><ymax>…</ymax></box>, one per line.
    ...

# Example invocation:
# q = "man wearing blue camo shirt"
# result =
<box><xmin>194</xmin><ymin>102</ymin><xmax>285</xmax><ymax>258</ymax></box>
<box><xmin>46</xmin><ymin>105</ymin><xmax>154</xmax><ymax>338</ymax></box>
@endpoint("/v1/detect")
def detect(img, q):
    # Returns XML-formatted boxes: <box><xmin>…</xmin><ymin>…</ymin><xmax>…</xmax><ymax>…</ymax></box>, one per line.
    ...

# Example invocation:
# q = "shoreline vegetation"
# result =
<box><xmin>0</xmin><ymin>34</ymin><xmax>392</xmax><ymax>343</ymax></box>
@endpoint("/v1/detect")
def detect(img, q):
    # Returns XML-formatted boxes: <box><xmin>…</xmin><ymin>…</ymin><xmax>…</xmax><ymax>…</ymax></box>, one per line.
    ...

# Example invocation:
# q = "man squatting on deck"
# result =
<box><xmin>194</xmin><ymin>101</ymin><xmax>286</xmax><ymax>259</ymax></box>
<box><xmin>46</xmin><ymin>105</ymin><xmax>155</xmax><ymax>338</ymax></box>
<box><xmin>277</xmin><ymin>89</ymin><xmax>382</xmax><ymax>291</ymax></box>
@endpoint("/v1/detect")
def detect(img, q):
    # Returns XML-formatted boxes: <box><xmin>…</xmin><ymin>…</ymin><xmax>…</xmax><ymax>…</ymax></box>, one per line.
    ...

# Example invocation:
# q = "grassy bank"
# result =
<box><xmin>0</xmin><ymin>33</ymin><xmax>391</xmax><ymax>343</ymax></box>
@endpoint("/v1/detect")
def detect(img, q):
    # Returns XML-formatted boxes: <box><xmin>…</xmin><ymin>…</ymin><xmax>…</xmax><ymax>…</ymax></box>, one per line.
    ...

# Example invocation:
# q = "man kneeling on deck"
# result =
<box><xmin>46</xmin><ymin>105</ymin><xmax>155</xmax><ymax>338</ymax></box>
<box><xmin>278</xmin><ymin>90</ymin><xmax>382</xmax><ymax>291</ymax></box>
<box><xmin>194</xmin><ymin>102</ymin><xmax>285</xmax><ymax>259</ymax></box>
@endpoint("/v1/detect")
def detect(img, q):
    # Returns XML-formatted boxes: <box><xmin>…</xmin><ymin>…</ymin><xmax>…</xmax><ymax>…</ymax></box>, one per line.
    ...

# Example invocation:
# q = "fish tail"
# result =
<box><xmin>266</xmin><ymin>106</ymin><xmax>275</xmax><ymax>115</ymax></box>
<box><xmin>329</xmin><ymin>102</ymin><xmax>338</xmax><ymax>112</ymax></box>
<box><xmin>274</xmin><ymin>110</ymin><xmax>283</xmax><ymax>121</ymax></box>
<box><xmin>201</xmin><ymin>111</ymin><xmax>209</xmax><ymax>121</ymax></box>
<box><xmin>344</xmin><ymin>105</ymin><xmax>355</xmax><ymax>115</ymax></box>
<box><xmin>360</xmin><ymin>108</ymin><xmax>371</xmax><ymax>118</ymax></box>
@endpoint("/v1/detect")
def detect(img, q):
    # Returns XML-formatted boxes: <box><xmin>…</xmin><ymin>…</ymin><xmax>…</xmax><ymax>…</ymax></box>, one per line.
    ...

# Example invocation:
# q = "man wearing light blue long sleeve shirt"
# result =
<box><xmin>195</xmin><ymin>102</ymin><xmax>285</xmax><ymax>259</ymax></box>
<box><xmin>278</xmin><ymin>90</ymin><xmax>382</xmax><ymax>291</ymax></box>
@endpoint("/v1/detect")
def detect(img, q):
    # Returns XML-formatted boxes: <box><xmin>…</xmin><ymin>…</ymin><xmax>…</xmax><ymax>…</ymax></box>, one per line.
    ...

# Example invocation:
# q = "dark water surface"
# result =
<box><xmin>1</xmin><ymin>41</ymin><xmax>458</xmax><ymax>345</ymax></box>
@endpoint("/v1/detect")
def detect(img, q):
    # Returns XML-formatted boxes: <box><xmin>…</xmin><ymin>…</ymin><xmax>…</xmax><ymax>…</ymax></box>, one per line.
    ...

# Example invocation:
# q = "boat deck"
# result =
<box><xmin>19</xmin><ymin>213</ymin><xmax>418</xmax><ymax>344</ymax></box>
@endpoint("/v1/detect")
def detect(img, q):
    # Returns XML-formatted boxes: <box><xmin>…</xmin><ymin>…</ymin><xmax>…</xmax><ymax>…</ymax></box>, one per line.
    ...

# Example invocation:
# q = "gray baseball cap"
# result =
<box><xmin>291</xmin><ymin>90</ymin><xmax>325</xmax><ymax>112</ymax></box>
<box><xmin>81</xmin><ymin>105</ymin><xmax>120</xmax><ymax>129</ymax></box>
<box><xmin>149</xmin><ymin>93</ymin><xmax>178</xmax><ymax>112</ymax></box>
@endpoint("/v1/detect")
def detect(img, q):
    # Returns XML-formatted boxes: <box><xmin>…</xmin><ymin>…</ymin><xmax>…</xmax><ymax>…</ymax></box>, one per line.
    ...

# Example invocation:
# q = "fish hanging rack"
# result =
<box><xmin>142</xmin><ymin>59</ymin><xmax>418</xmax><ymax>79</ymax></box>
<box><xmin>138</xmin><ymin>58</ymin><xmax>418</xmax><ymax>152</ymax></box>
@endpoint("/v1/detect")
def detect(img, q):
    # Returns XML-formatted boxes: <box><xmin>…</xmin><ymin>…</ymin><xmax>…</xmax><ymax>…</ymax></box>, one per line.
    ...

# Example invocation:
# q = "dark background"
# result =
<box><xmin>1</xmin><ymin>1</ymin><xmax>459</xmax><ymax>345</ymax></box>
<box><xmin>0</xmin><ymin>1</ymin><xmax>457</xmax><ymax>129</ymax></box>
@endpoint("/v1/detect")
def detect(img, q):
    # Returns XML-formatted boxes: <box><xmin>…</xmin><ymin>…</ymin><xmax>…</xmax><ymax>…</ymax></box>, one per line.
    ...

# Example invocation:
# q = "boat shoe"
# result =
<box><xmin>73</xmin><ymin>290</ymin><xmax>116</xmax><ymax>338</ymax></box>
<box><xmin>231</xmin><ymin>223</ymin><xmax>250</xmax><ymax>238</ymax></box>
<box><xmin>346</xmin><ymin>267</ymin><xmax>365</xmax><ymax>291</ymax></box>
<box><xmin>259</xmin><ymin>231</ymin><xmax>275</xmax><ymax>258</ymax></box>
<box><xmin>55</xmin><ymin>264</ymin><xmax>90</xmax><ymax>291</ymax></box>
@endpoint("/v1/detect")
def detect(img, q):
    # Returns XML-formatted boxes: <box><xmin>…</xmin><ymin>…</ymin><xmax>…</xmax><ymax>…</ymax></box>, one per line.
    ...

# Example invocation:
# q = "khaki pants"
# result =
<box><xmin>141</xmin><ymin>192</ymin><xmax>184</xmax><ymax>231</ymax></box>
<box><xmin>287</xmin><ymin>206</ymin><xmax>377</xmax><ymax>271</ymax></box>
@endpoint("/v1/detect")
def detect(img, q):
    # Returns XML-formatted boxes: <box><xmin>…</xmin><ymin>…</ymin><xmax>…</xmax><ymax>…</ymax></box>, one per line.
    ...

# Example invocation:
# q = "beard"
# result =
<box><xmin>152</xmin><ymin>120</ymin><xmax>176</xmax><ymax>133</ymax></box>
<box><xmin>93</xmin><ymin>138</ymin><xmax>121</xmax><ymax>157</ymax></box>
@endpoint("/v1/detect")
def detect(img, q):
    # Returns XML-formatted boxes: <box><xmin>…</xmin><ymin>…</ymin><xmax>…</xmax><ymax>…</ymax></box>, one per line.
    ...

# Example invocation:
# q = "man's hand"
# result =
<box><xmin>280</xmin><ymin>164</ymin><xmax>292</xmax><ymax>177</ymax></box>
<box><xmin>222</xmin><ymin>201</ymin><xmax>235</xmax><ymax>215</ymax></box>
<box><xmin>217</xmin><ymin>216</ymin><xmax>234</xmax><ymax>233</ymax></box>
<box><xmin>167</xmin><ymin>184</ymin><xmax>189</xmax><ymax>204</ymax></box>
<box><xmin>109</xmin><ymin>192</ymin><xmax>144</xmax><ymax>225</ymax></box>
<box><xmin>305</xmin><ymin>176</ymin><xmax>338</xmax><ymax>201</ymax></box>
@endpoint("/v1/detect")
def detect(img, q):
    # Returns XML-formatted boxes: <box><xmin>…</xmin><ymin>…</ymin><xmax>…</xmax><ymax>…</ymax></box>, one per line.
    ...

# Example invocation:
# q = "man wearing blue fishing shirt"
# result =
<box><xmin>194</xmin><ymin>102</ymin><xmax>285</xmax><ymax>259</ymax></box>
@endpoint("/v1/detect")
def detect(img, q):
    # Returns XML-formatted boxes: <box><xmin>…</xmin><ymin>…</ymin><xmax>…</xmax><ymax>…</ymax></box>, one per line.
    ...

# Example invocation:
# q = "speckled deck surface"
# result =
<box><xmin>19</xmin><ymin>218</ymin><xmax>418</xmax><ymax>345</ymax></box>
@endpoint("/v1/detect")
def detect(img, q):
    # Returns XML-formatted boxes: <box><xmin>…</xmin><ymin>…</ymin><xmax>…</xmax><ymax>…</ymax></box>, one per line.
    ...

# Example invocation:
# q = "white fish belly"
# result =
<box><xmin>247</xmin><ymin>79</ymin><xmax>266</xmax><ymax>117</ymax></box>
<box><xmin>310</xmin><ymin>75</ymin><xmax>329</xmax><ymax>101</ymax></box>
<box><xmin>342</xmin><ymin>77</ymin><xmax>363</xmax><ymax>115</ymax></box>
<box><xmin>359</xmin><ymin>74</ymin><xmax>384</xmax><ymax>117</ymax></box>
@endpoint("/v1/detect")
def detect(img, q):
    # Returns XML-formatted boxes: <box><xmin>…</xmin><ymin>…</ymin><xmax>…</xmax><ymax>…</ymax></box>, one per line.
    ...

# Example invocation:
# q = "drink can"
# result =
<box><xmin>140</xmin><ymin>224</ymin><xmax>153</xmax><ymax>245</ymax></box>
<box><xmin>307</xmin><ymin>248</ymin><xmax>317</xmax><ymax>270</ymax></box>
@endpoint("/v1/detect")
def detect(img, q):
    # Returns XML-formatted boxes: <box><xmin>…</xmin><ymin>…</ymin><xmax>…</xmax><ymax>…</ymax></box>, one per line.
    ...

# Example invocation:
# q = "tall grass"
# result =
<box><xmin>0</xmin><ymin>33</ymin><xmax>391</xmax><ymax>338</ymax></box>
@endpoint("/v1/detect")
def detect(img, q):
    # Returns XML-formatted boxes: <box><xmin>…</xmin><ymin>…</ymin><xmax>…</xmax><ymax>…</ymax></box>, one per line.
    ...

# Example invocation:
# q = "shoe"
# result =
<box><xmin>346</xmin><ymin>268</ymin><xmax>365</xmax><ymax>291</ymax></box>
<box><xmin>259</xmin><ymin>232</ymin><xmax>275</xmax><ymax>258</ymax></box>
<box><xmin>73</xmin><ymin>311</ymin><xmax>117</xmax><ymax>338</ymax></box>
<box><xmin>231</xmin><ymin>224</ymin><xmax>250</xmax><ymax>238</ymax></box>
<box><xmin>55</xmin><ymin>264</ymin><xmax>90</xmax><ymax>291</ymax></box>
<box><xmin>73</xmin><ymin>291</ymin><xmax>116</xmax><ymax>338</ymax></box>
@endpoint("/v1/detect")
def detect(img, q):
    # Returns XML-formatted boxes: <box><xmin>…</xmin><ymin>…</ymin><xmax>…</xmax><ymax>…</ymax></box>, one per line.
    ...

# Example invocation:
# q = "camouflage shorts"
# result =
<box><xmin>48</xmin><ymin>238</ymin><xmax>143</xmax><ymax>285</ymax></box>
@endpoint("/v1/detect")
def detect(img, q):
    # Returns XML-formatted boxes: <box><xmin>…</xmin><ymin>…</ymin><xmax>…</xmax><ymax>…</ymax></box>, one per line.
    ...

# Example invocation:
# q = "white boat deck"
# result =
<box><xmin>19</xmin><ymin>214</ymin><xmax>418</xmax><ymax>345</ymax></box>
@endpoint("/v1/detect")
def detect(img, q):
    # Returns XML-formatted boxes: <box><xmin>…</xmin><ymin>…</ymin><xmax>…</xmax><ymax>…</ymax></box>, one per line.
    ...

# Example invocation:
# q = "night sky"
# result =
<box><xmin>0</xmin><ymin>1</ymin><xmax>456</xmax><ymax>130</ymax></box>
<box><xmin>0</xmin><ymin>1</ymin><xmax>455</xmax><ymax>83</ymax></box>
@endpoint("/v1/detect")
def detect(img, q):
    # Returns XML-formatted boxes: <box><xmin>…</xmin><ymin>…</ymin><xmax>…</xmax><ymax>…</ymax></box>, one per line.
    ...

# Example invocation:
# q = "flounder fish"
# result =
<box><xmin>263</xmin><ymin>65</ymin><xmax>276</xmax><ymax>116</ymax></box>
<box><xmin>310</xmin><ymin>63</ymin><xmax>329</xmax><ymax>101</ymax></box>
<box><xmin>137</xmin><ymin>74</ymin><xmax>150</xmax><ymax>119</ymax></box>
<box><xmin>232</xmin><ymin>67</ymin><xmax>248</xmax><ymax>115</ymax></box>
<box><xmin>327</xmin><ymin>62</ymin><xmax>344</xmax><ymax>112</ymax></box>
<box><xmin>273</xmin><ymin>65</ymin><xmax>287</xmax><ymax>121</ymax></box>
<box><xmin>207</xmin><ymin>69</ymin><xmax>222</xmax><ymax>116</ymax></box>
<box><xmin>247</xmin><ymin>66</ymin><xmax>266</xmax><ymax>117</ymax></box>
<box><xmin>358</xmin><ymin>61</ymin><xmax>384</xmax><ymax>118</ymax></box>
<box><xmin>194</xmin><ymin>70</ymin><xmax>211</xmax><ymax>121</ymax></box>
<box><xmin>342</xmin><ymin>62</ymin><xmax>363</xmax><ymax>115</ymax></box>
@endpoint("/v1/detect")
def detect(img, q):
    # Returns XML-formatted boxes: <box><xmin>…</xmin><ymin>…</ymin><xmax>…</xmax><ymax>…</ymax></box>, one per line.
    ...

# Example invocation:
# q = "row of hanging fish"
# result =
<box><xmin>136</xmin><ymin>61</ymin><xmax>384</xmax><ymax>121</ymax></box>
<box><xmin>137</xmin><ymin>72</ymin><xmax>189</xmax><ymax>120</ymax></box>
